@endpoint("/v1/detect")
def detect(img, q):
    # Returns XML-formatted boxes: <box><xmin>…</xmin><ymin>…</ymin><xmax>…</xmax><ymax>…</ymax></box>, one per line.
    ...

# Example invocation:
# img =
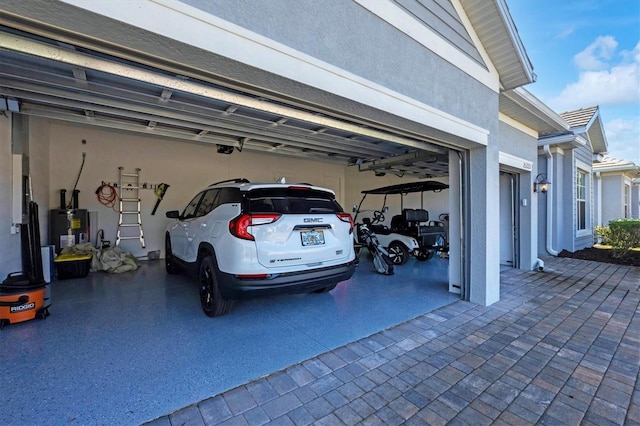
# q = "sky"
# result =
<box><xmin>506</xmin><ymin>0</ymin><xmax>640</xmax><ymax>165</ymax></box>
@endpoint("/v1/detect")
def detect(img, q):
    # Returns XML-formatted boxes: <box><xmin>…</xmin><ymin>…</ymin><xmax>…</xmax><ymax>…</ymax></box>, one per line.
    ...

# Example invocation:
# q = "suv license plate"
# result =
<box><xmin>301</xmin><ymin>230</ymin><xmax>325</xmax><ymax>246</ymax></box>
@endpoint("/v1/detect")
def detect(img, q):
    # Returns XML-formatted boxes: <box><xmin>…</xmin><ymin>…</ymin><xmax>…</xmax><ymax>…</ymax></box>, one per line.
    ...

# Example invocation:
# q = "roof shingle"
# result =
<box><xmin>559</xmin><ymin>106</ymin><xmax>598</xmax><ymax>128</ymax></box>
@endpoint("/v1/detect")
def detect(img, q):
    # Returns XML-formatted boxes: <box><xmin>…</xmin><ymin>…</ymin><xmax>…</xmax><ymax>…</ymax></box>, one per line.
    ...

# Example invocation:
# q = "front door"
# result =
<box><xmin>499</xmin><ymin>172</ymin><xmax>517</xmax><ymax>268</ymax></box>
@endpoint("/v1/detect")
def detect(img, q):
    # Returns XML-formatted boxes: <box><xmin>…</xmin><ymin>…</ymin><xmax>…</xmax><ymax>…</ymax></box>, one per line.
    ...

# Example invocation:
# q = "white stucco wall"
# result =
<box><xmin>0</xmin><ymin>114</ymin><xmax>22</xmax><ymax>276</ymax></box>
<box><xmin>43</xmin><ymin>120</ymin><xmax>348</xmax><ymax>259</ymax></box>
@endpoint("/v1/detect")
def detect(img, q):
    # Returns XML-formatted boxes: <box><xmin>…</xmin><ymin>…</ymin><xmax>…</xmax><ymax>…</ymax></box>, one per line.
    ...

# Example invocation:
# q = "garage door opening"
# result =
<box><xmin>351</xmin><ymin>146</ymin><xmax>468</xmax><ymax>302</ymax></box>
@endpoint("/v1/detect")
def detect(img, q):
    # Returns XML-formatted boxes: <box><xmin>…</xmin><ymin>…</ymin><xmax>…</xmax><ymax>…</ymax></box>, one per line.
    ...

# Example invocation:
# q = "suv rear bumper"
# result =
<box><xmin>217</xmin><ymin>261</ymin><xmax>357</xmax><ymax>299</ymax></box>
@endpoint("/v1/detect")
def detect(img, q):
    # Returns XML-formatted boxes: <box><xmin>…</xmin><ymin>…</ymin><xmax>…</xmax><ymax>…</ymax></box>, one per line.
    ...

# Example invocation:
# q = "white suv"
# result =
<box><xmin>165</xmin><ymin>178</ymin><xmax>357</xmax><ymax>316</ymax></box>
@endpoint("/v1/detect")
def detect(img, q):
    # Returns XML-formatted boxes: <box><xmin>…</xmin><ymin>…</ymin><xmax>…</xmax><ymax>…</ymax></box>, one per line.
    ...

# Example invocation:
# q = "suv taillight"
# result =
<box><xmin>229</xmin><ymin>213</ymin><xmax>281</xmax><ymax>241</ymax></box>
<box><xmin>337</xmin><ymin>213</ymin><xmax>354</xmax><ymax>234</ymax></box>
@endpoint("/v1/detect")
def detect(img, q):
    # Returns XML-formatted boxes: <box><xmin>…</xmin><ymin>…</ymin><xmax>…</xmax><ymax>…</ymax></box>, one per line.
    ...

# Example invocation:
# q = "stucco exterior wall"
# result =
<box><xmin>179</xmin><ymin>0</ymin><xmax>497</xmax><ymax>132</ymax></box>
<box><xmin>468</xmin><ymin>142</ymin><xmax>500</xmax><ymax>304</ymax></box>
<box><xmin>539</xmin><ymin>143</ymin><xmax>595</xmax><ymax>255</ymax></box>
<box><xmin>538</xmin><ymin>147</ymin><xmax>565</xmax><ymax>256</ymax></box>
<box><xmin>537</xmin><ymin>152</ymin><xmax>548</xmax><ymax>256</ymax></box>
<box><xmin>498</xmin><ymin>121</ymin><xmax>537</xmax><ymax>270</ymax></box>
<box><xmin>0</xmin><ymin>0</ymin><xmax>492</xmax><ymax>149</ymax></box>
<box><xmin>498</xmin><ymin>121</ymin><xmax>534</xmax><ymax>160</ymax></box>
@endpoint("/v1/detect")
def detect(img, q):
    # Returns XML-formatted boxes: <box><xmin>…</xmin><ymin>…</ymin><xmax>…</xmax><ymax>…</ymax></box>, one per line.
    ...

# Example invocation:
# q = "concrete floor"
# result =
<box><xmin>148</xmin><ymin>256</ymin><xmax>640</xmax><ymax>426</ymax></box>
<box><xmin>0</xmin><ymin>255</ymin><xmax>457</xmax><ymax>425</ymax></box>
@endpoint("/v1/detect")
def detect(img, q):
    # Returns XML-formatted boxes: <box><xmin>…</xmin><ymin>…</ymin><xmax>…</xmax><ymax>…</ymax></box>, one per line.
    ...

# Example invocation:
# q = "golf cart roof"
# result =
<box><xmin>362</xmin><ymin>181</ymin><xmax>449</xmax><ymax>195</ymax></box>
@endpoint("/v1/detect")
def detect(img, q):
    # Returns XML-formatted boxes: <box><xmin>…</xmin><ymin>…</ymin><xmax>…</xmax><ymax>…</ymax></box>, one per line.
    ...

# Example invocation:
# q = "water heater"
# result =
<box><xmin>49</xmin><ymin>209</ymin><xmax>89</xmax><ymax>254</ymax></box>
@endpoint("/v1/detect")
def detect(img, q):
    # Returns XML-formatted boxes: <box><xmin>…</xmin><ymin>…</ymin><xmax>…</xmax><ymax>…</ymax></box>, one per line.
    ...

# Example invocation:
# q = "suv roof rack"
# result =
<box><xmin>210</xmin><ymin>178</ymin><xmax>250</xmax><ymax>186</ymax></box>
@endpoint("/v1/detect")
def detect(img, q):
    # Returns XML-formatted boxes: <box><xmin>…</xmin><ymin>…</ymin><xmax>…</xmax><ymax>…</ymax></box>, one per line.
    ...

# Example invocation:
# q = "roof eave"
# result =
<box><xmin>496</xmin><ymin>0</ymin><xmax>536</xmax><ymax>89</ymax></box>
<box><xmin>594</xmin><ymin>166</ymin><xmax>640</xmax><ymax>175</ymax></box>
<box><xmin>505</xmin><ymin>88</ymin><xmax>570</xmax><ymax>132</ymax></box>
<box><xmin>538</xmin><ymin>133</ymin><xmax>588</xmax><ymax>150</ymax></box>
<box><xmin>460</xmin><ymin>0</ymin><xmax>536</xmax><ymax>91</ymax></box>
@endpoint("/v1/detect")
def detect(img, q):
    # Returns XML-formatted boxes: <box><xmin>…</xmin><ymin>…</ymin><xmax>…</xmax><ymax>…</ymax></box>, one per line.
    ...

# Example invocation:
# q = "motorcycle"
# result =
<box><xmin>355</xmin><ymin>221</ymin><xmax>394</xmax><ymax>275</ymax></box>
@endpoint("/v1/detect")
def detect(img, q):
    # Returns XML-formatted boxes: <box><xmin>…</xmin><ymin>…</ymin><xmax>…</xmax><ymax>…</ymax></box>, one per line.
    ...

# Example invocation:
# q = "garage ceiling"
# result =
<box><xmin>0</xmin><ymin>26</ymin><xmax>450</xmax><ymax>179</ymax></box>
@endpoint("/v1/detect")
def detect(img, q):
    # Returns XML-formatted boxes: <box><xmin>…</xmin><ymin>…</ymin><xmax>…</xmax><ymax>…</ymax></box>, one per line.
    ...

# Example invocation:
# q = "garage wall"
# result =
<box><xmin>0</xmin><ymin>114</ymin><xmax>22</xmax><ymax>277</ymax></box>
<box><xmin>29</xmin><ymin>117</ymin><xmax>51</xmax><ymax>241</ymax></box>
<box><xmin>45</xmin><ymin>120</ymin><xmax>348</xmax><ymax>258</ymax></box>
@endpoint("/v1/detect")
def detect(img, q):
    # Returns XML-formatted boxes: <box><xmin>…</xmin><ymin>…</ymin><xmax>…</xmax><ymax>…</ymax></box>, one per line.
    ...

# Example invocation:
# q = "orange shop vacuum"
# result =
<box><xmin>0</xmin><ymin>201</ymin><xmax>51</xmax><ymax>329</ymax></box>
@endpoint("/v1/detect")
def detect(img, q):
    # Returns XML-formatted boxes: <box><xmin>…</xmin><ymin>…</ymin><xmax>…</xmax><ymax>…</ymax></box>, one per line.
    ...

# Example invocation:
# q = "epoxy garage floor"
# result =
<box><xmin>0</xmin><ymin>255</ymin><xmax>457</xmax><ymax>425</ymax></box>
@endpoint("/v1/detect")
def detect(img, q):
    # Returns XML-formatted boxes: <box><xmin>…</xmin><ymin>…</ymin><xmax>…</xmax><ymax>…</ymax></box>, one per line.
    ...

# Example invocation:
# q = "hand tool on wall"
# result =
<box><xmin>151</xmin><ymin>183</ymin><xmax>170</xmax><ymax>216</ymax></box>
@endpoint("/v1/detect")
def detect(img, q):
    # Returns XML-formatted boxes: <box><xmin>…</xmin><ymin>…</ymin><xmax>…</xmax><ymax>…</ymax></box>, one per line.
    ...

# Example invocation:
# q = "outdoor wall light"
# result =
<box><xmin>533</xmin><ymin>173</ymin><xmax>551</xmax><ymax>193</ymax></box>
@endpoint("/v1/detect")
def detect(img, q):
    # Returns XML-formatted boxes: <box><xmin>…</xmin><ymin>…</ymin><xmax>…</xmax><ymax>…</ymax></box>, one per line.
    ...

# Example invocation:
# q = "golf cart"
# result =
<box><xmin>353</xmin><ymin>181</ymin><xmax>449</xmax><ymax>265</ymax></box>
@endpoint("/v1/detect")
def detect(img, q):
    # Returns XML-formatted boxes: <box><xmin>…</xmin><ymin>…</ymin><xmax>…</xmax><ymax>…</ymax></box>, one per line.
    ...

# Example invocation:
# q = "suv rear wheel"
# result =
<box><xmin>199</xmin><ymin>255</ymin><xmax>234</xmax><ymax>317</ymax></box>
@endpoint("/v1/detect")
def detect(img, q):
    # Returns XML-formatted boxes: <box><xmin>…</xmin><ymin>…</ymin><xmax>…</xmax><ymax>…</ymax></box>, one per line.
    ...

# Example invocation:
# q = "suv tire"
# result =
<box><xmin>199</xmin><ymin>255</ymin><xmax>234</xmax><ymax>317</ymax></box>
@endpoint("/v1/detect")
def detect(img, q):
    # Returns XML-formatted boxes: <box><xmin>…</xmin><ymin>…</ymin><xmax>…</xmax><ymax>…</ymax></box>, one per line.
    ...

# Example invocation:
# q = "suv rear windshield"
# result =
<box><xmin>247</xmin><ymin>188</ymin><xmax>343</xmax><ymax>214</ymax></box>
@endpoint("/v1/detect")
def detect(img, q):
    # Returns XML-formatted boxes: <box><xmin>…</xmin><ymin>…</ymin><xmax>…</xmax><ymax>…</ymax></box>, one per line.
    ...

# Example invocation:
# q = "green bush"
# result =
<box><xmin>595</xmin><ymin>219</ymin><xmax>640</xmax><ymax>258</ymax></box>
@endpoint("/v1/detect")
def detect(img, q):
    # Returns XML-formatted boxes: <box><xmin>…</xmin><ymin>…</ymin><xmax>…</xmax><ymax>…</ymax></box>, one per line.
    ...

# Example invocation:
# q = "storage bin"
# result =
<box><xmin>54</xmin><ymin>253</ymin><xmax>92</xmax><ymax>280</ymax></box>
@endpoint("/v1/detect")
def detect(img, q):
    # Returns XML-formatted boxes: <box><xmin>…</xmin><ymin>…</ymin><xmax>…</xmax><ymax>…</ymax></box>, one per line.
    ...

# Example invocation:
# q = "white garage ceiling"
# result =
<box><xmin>0</xmin><ymin>26</ymin><xmax>451</xmax><ymax>179</ymax></box>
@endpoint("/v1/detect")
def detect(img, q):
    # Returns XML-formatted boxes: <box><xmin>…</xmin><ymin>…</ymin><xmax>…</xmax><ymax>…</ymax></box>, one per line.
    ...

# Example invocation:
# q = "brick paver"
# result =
<box><xmin>146</xmin><ymin>257</ymin><xmax>640</xmax><ymax>425</ymax></box>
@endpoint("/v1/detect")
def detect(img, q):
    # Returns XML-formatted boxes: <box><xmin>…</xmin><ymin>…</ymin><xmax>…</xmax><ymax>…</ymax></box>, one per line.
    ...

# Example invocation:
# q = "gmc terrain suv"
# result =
<box><xmin>165</xmin><ymin>178</ymin><xmax>357</xmax><ymax>316</ymax></box>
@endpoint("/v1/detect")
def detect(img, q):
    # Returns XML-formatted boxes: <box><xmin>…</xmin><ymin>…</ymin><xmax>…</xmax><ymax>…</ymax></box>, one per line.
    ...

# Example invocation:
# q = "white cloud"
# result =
<box><xmin>574</xmin><ymin>35</ymin><xmax>617</xmax><ymax>70</ymax></box>
<box><xmin>555</xmin><ymin>25</ymin><xmax>575</xmax><ymax>40</ymax></box>
<box><xmin>548</xmin><ymin>38</ymin><xmax>639</xmax><ymax>112</ymax></box>
<box><xmin>622</xmin><ymin>41</ymin><xmax>640</xmax><ymax>63</ymax></box>
<box><xmin>546</xmin><ymin>38</ymin><xmax>640</xmax><ymax>164</ymax></box>
<box><xmin>605</xmin><ymin>117</ymin><xmax>640</xmax><ymax>164</ymax></box>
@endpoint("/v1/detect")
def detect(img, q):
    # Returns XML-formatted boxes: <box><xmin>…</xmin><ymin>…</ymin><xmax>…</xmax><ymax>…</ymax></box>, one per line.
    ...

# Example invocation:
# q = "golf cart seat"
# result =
<box><xmin>390</xmin><ymin>215</ymin><xmax>407</xmax><ymax>232</ymax></box>
<box><xmin>403</xmin><ymin>208</ymin><xmax>429</xmax><ymax>235</ymax></box>
<box><xmin>402</xmin><ymin>208</ymin><xmax>444</xmax><ymax>247</ymax></box>
<box><xmin>402</xmin><ymin>208</ymin><xmax>447</xmax><ymax>248</ymax></box>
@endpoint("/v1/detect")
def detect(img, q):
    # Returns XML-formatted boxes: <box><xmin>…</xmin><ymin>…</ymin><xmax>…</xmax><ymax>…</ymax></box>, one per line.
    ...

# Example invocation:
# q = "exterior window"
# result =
<box><xmin>624</xmin><ymin>184</ymin><xmax>630</xmax><ymax>218</ymax></box>
<box><xmin>576</xmin><ymin>170</ymin><xmax>587</xmax><ymax>230</ymax></box>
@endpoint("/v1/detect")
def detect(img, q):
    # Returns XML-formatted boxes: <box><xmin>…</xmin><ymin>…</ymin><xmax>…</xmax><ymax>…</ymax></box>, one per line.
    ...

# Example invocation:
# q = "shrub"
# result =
<box><xmin>595</xmin><ymin>219</ymin><xmax>640</xmax><ymax>258</ymax></box>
